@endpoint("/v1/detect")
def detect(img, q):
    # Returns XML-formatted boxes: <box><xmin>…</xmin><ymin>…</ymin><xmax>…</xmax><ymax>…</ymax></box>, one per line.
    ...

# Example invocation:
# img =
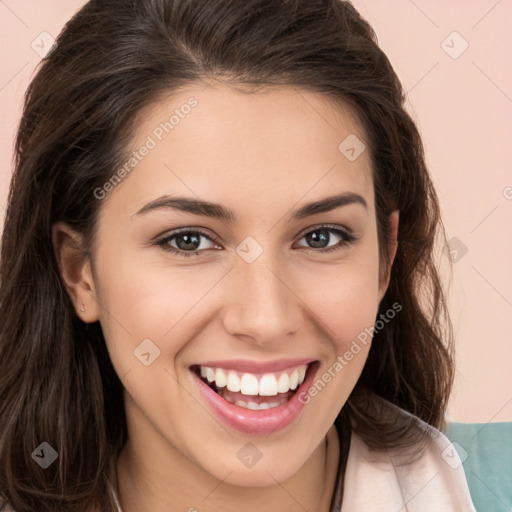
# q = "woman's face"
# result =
<box><xmin>78</xmin><ymin>83</ymin><xmax>397</xmax><ymax>486</ymax></box>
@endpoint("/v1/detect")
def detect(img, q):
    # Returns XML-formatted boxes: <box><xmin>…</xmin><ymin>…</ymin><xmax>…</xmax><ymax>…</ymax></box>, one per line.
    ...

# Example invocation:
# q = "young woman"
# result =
<box><xmin>0</xmin><ymin>1</ymin><xmax>476</xmax><ymax>511</ymax></box>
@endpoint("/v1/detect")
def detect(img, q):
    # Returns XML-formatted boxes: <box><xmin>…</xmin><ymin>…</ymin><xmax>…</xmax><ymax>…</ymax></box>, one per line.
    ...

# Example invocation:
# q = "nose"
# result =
<box><xmin>221</xmin><ymin>251</ymin><xmax>304</xmax><ymax>347</ymax></box>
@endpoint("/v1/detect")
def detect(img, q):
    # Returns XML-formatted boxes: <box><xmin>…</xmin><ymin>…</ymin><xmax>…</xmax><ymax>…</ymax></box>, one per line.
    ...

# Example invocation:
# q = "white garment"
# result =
<box><xmin>340</xmin><ymin>426</ymin><xmax>476</xmax><ymax>511</ymax></box>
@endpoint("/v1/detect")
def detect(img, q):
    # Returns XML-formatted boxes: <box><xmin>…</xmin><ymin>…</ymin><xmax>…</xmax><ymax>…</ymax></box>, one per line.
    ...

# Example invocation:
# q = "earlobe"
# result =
<box><xmin>378</xmin><ymin>210</ymin><xmax>399</xmax><ymax>300</ymax></box>
<box><xmin>51</xmin><ymin>221</ymin><xmax>100</xmax><ymax>322</ymax></box>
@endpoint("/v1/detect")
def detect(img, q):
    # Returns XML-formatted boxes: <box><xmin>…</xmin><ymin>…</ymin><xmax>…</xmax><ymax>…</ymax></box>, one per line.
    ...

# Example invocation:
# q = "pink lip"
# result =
<box><xmin>193</xmin><ymin>357</ymin><xmax>315</xmax><ymax>373</ymax></box>
<box><xmin>191</xmin><ymin>361</ymin><xmax>319</xmax><ymax>435</ymax></box>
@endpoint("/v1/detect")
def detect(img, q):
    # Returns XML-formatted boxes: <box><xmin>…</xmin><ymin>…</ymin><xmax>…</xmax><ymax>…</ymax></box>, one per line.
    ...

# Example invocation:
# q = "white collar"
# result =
<box><xmin>340</xmin><ymin>426</ymin><xmax>476</xmax><ymax>511</ymax></box>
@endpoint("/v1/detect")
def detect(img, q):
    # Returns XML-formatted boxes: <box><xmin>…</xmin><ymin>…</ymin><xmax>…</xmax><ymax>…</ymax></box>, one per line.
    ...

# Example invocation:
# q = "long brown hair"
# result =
<box><xmin>0</xmin><ymin>0</ymin><xmax>454</xmax><ymax>510</ymax></box>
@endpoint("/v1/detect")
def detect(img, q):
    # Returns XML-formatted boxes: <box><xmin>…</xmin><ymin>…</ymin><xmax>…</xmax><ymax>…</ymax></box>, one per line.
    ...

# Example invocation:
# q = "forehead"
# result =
<box><xmin>107</xmin><ymin>82</ymin><xmax>374</xmax><ymax>216</ymax></box>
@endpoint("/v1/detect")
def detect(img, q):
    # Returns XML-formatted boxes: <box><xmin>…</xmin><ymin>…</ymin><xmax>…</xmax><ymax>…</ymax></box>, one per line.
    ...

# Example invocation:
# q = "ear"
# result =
<box><xmin>378</xmin><ymin>210</ymin><xmax>399</xmax><ymax>301</ymax></box>
<box><xmin>52</xmin><ymin>221</ymin><xmax>100</xmax><ymax>322</ymax></box>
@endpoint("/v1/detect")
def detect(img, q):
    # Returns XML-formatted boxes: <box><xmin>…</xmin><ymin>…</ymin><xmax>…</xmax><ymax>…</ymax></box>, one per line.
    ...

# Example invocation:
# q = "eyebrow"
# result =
<box><xmin>134</xmin><ymin>192</ymin><xmax>367</xmax><ymax>222</ymax></box>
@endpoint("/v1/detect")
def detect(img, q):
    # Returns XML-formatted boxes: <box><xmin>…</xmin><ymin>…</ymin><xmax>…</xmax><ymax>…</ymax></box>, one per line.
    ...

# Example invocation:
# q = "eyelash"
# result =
<box><xmin>154</xmin><ymin>224</ymin><xmax>357</xmax><ymax>258</ymax></box>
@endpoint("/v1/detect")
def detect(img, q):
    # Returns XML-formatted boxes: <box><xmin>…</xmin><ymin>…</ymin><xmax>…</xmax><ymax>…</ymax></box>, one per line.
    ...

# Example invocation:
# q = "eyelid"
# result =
<box><xmin>155</xmin><ymin>226</ymin><xmax>219</xmax><ymax>243</ymax></box>
<box><xmin>155</xmin><ymin>223</ymin><xmax>354</xmax><ymax>244</ymax></box>
<box><xmin>293</xmin><ymin>224</ymin><xmax>357</xmax><ymax>254</ymax></box>
<box><xmin>154</xmin><ymin>223</ymin><xmax>357</xmax><ymax>257</ymax></box>
<box><xmin>295</xmin><ymin>222</ymin><xmax>354</xmax><ymax>239</ymax></box>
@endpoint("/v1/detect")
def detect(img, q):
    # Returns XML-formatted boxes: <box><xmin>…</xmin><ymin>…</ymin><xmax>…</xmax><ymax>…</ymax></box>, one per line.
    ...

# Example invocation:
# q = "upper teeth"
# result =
<box><xmin>200</xmin><ymin>365</ymin><xmax>308</xmax><ymax>396</ymax></box>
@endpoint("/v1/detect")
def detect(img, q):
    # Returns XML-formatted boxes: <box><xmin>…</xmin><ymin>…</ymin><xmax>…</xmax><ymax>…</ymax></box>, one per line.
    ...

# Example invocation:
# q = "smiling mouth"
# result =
<box><xmin>190</xmin><ymin>363</ymin><xmax>314</xmax><ymax>411</ymax></box>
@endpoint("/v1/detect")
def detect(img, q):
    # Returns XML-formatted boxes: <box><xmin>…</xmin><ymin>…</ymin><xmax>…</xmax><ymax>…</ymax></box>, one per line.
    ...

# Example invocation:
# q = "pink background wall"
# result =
<box><xmin>1</xmin><ymin>0</ymin><xmax>511</xmax><ymax>423</ymax></box>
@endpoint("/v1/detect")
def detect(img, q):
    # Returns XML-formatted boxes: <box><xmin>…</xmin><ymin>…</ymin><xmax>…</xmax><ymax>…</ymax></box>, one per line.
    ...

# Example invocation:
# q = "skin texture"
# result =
<box><xmin>53</xmin><ymin>82</ymin><xmax>398</xmax><ymax>512</ymax></box>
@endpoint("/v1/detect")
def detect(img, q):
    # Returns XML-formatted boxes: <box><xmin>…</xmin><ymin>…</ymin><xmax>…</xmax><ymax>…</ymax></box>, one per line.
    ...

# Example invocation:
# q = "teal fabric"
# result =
<box><xmin>444</xmin><ymin>422</ymin><xmax>512</xmax><ymax>512</ymax></box>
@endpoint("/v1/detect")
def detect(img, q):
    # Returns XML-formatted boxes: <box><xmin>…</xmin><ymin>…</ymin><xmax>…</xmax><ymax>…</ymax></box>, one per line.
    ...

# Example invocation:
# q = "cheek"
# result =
<box><xmin>93</xmin><ymin>245</ymin><xmax>226</xmax><ymax>364</ymax></box>
<box><xmin>290</xmin><ymin>258</ymin><xmax>380</xmax><ymax>431</ymax></box>
<box><xmin>295</xmin><ymin>252</ymin><xmax>381</xmax><ymax>352</ymax></box>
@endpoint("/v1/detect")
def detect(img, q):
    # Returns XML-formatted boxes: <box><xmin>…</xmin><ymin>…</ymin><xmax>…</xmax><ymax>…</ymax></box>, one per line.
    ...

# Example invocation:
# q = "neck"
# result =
<box><xmin>115</xmin><ymin>424</ymin><xmax>340</xmax><ymax>512</ymax></box>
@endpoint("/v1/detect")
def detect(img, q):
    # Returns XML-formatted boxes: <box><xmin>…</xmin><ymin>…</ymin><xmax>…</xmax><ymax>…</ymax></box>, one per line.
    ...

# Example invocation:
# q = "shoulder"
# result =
<box><xmin>341</xmin><ymin>408</ymin><xmax>477</xmax><ymax>511</ymax></box>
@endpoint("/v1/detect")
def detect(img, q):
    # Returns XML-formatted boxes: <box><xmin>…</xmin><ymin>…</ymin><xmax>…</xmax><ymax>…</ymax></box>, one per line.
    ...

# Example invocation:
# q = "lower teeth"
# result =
<box><xmin>217</xmin><ymin>387</ymin><xmax>290</xmax><ymax>410</ymax></box>
<box><xmin>228</xmin><ymin>396</ymin><xmax>282</xmax><ymax>410</ymax></box>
